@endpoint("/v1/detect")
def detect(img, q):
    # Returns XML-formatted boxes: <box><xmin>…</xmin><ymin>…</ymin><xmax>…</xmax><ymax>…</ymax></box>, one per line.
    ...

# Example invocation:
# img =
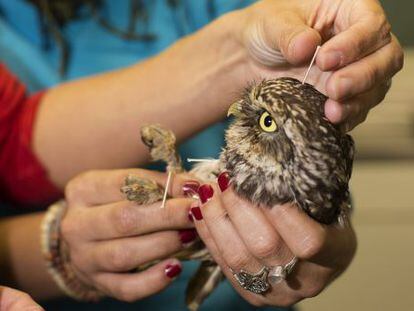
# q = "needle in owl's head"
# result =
<box><xmin>302</xmin><ymin>45</ymin><xmax>321</xmax><ymax>85</ymax></box>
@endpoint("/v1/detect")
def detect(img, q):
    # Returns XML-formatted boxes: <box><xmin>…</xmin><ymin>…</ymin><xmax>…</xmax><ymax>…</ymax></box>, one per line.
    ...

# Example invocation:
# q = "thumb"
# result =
<box><xmin>246</xmin><ymin>12</ymin><xmax>321</xmax><ymax>66</ymax></box>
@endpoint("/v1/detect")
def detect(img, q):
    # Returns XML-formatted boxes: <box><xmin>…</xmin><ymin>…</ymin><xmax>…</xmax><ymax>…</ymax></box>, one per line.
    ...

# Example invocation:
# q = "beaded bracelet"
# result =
<box><xmin>41</xmin><ymin>200</ymin><xmax>103</xmax><ymax>301</ymax></box>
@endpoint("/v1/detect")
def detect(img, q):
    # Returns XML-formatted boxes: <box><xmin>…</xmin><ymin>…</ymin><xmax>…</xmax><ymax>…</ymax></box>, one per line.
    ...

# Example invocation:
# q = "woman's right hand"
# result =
<box><xmin>60</xmin><ymin>169</ymin><xmax>198</xmax><ymax>302</ymax></box>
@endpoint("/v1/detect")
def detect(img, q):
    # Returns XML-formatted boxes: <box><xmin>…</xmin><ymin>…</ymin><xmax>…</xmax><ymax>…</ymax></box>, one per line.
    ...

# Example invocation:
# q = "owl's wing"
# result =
<box><xmin>341</xmin><ymin>134</ymin><xmax>355</xmax><ymax>181</ymax></box>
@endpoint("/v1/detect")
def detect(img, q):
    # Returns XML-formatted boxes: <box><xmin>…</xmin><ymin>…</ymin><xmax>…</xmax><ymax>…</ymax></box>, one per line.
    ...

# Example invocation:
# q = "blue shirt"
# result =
<box><xmin>0</xmin><ymin>1</ymin><xmax>291</xmax><ymax>310</ymax></box>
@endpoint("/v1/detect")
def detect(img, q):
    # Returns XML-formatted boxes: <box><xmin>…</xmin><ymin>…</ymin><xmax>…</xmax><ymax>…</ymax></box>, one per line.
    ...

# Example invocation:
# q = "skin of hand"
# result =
<box><xmin>58</xmin><ymin>169</ymin><xmax>198</xmax><ymax>302</ymax></box>
<box><xmin>231</xmin><ymin>0</ymin><xmax>404</xmax><ymax>132</ymax></box>
<box><xmin>190</xmin><ymin>176</ymin><xmax>357</xmax><ymax>307</ymax></box>
<box><xmin>0</xmin><ymin>286</ymin><xmax>44</xmax><ymax>311</ymax></box>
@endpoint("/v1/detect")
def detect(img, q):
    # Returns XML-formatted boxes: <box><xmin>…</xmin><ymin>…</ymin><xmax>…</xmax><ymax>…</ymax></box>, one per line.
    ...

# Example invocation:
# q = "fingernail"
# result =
<box><xmin>178</xmin><ymin>229</ymin><xmax>198</xmax><ymax>244</ymax></box>
<box><xmin>188</xmin><ymin>210</ymin><xmax>194</xmax><ymax>222</ymax></box>
<box><xmin>198</xmin><ymin>184</ymin><xmax>214</xmax><ymax>204</ymax></box>
<box><xmin>217</xmin><ymin>172</ymin><xmax>230</xmax><ymax>192</ymax></box>
<box><xmin>182</xmin><ymin>181</ymin><xmax>200</xmax><ymax>197</ymax></box>
<box><xmin>322</xmin><ymin>51</ymin><xmax>343</xmax><ymax>70</ymax></box>
<box><xmin>165</xmin><ymin>263</ymin><xmax>182</xmax><ymax>278</ymax></box>
<box><xmin>190</xmin><ymin>206</ymin><xmax>203</xmax><ymax>220</ymax></box>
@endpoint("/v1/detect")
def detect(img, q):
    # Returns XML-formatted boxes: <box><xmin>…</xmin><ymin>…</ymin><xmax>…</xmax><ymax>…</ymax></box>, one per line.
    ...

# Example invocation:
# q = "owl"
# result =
<box><xmin>121</xmin><ymin>77</ymin><xmax>355</xmax><ymax>310</ymax></box>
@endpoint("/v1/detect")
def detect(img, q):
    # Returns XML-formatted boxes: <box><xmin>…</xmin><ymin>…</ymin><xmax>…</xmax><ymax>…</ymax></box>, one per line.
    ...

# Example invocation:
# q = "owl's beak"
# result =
<box><xmin>227</xmin><ymin>101</ymin><xmax>242</xmax><ymax>117</ymax></box>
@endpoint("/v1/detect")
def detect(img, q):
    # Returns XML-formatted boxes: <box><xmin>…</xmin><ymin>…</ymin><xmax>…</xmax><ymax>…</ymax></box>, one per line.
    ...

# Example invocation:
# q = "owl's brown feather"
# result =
<box><xmin>222</xmin><ymin>77</ymin><xmax>354</xmax><ymax>224</ymax></box>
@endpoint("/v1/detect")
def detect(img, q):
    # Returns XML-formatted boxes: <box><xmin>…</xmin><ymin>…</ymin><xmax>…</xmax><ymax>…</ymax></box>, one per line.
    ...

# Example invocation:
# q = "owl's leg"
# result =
<box><xmin>120</xmin><ymin>174</ymin><xmax>164</xmax><ymax>205</ymax></box>
<box><xmin>141</xmin><ymin>124</ymin><xmax>183</xmax><ymax>172</ymax></box>
<box><xmin>186</xmin><ymin>262</ymin><xmax>224</xmax><ymax>311</ymax></box>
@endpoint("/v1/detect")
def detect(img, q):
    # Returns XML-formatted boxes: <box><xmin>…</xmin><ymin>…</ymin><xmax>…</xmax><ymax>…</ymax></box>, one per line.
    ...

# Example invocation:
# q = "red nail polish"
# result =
<box><xmin>183</xmin><ymin>181</ymin><xmax>200</xmax><ymax>197</ymax></box>
<box><xmin>198</xmin><ymin>184</ymin><xmax>214</xmax><ymax>203</ymax></box>
<box><xmin>178</xmin><ymin>229</ymin><xmax>198</xmax><ymax>244</ymax></box>
<box><xmin>188</xmin><ymin>210</ymin><xmax>194</xmax><ymax>222</ymax></box>
<box><xmin>190</xmin><ymin>206</ymin><xmax>203</xmax><ymax>220</ymax></box>
<box><xmin>217</xmin><ymin>172</ymin><xmax>230</xmax><ymax>192</ymax></box>
<box><xmin>165</xmin><ymin>263</ymin><xmax>182</xmax><ymax>278</ymax></box>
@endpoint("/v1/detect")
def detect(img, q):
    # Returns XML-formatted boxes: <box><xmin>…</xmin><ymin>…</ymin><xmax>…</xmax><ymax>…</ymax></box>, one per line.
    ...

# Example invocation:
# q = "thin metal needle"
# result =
<box><xmin>302</xmin><ymin>45</ymin><xmax>321</xmax><ymax>84</ymax></box>
<box><xmin>187</xmin><ymin>158</ymin><xmax>218</xmax><ymax>163</ymax></box>
<box><xmin>161</xmin><ymin>171</ymin><xmax>172</xmax><ymax>208</ymax></box>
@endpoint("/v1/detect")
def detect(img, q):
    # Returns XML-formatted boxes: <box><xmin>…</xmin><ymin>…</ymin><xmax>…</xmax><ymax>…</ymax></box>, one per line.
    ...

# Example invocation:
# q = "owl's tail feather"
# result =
<box><xmin>186</xmin><ymin>262</ymin><xmax>224</xmax><ymax>311</ymax></box>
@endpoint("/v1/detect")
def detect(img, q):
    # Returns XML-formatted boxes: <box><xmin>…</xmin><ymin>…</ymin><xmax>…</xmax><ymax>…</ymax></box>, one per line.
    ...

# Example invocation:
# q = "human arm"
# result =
<box><xmin>32</xmin><ymin>0</ymin><xmax>402</xmax><ymax>189</ymax></box>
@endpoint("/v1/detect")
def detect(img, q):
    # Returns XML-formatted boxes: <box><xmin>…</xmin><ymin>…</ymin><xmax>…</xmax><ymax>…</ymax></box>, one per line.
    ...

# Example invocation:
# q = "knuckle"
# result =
<box><xmin>226</xmin><ymin>253</ymin><xmax>252</xmax><ymax>272</ymax></box>
<box><xmin>297</xmin><ymin>230</ymin><xmax>326</xmax><ymax>260</ymax></box>
<box><xmin>113</xmin><ymin>205</ymin><xmax>138</xmax><ymax>235</ymax></box>
<box><xmin>60</xmin><ymin>215</ymin><xmax>77</xmax><ymax>241</ymax></box>
<box><xmin>250</xmin><ymin>235</ymin><xmax>279</xmax><ymax>259</ymax></box>
<box><xmin>363</xmin><ymin>65</ymin><xmax>377</xmax><ymax>88</ymax></box>
<box><xmin>65</xmin><ymin>170</ymin><xmax>96</xmax><ymax>203</ymax></box>
<box><xmin>108</xmin><ymin>246</ymin><xmax>132</xmax><ymax>271</ymax></box>
<box><xmin>116</xmin><ymin>284</ymin><xmax>136</xmax><ymax>302</ymax></box>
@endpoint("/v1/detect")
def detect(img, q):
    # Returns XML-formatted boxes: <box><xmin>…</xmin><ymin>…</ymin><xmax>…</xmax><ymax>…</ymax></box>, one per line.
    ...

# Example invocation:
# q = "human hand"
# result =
<box><xmin>189</xmin><ymin>174</ymin><xmax>356</xmax><ymax>307</ymax></box>
<box><xmin>0</xmin><ymin>286</ymin><xmax>43</xmax><ymax>311</ymax></box>
<box><xmin>225</xmin><ymin>0</ymin><xmax>403</xmax><ymax>131</ymax></box>
<box><xmin>60</xmin><ymin>169</ymin><xmax>198</xmax><ymax>302</ymax></box>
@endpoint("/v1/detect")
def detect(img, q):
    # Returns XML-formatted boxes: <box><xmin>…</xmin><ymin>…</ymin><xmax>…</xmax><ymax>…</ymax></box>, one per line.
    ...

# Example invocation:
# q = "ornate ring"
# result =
<box><xmin>232</xmin><ymin>266</ymin><xmax>270</xmax><ymax>294</ymax></box>
<box><xmin>268</xmin><ymin>257</ymin><xmax>298</xmax><ymax>285</ymax></box>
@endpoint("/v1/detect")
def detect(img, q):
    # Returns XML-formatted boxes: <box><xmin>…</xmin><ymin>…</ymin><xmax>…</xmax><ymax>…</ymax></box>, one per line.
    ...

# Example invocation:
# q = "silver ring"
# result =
<box><xmin>268</xmin><ymin>257</ymin><xmax>298</xmax><ymax>285</ymax></box>
<box><xmin>232</xmin><ymin>266</ymin><xmax>270</xmax><ymax>294</ymax></box>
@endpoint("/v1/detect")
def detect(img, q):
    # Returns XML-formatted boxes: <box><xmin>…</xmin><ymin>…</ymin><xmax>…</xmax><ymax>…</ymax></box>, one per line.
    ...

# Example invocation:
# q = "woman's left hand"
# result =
<box><xmin>189</xmin><ymin>174</ymin><xmax>357</xmax><ymax>307</ymax></box>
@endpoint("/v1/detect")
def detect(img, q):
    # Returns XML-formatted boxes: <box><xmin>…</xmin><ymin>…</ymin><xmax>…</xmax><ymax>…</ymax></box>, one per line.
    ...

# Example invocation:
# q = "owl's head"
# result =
<box><xmin>222</xmin><ymin>77</ymin><xmax>343</xmax><ymax>211</ymax></box>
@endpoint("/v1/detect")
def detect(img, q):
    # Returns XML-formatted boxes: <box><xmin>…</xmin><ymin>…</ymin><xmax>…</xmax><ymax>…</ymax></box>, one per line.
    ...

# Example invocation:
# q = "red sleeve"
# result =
<box><xmin>0</xmin><ymin>64</ymin><xmax>62</xmax><ymax>206</ymax></box>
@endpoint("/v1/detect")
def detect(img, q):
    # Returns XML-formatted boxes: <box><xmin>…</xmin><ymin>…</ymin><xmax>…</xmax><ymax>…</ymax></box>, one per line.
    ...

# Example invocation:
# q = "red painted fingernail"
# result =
<box><xmin>188</xmin><ymin>210</ymin><xmax>194</xmax><ymax>222</ymax></box>
<box><xmin>190</xmin><ymin>206</ymin><xmax>203</xmax><ymax>220</ymax></box>
<box><xmin>182</xmin><ymin>181</ymin><xmax>200</xmax><ymax>197</ymax></box>
<box><xmin>178</xmin><ymin>229</ymin><xmax>198</xmax><ymax>244</ymax></box>
<box><xmin>165</xmin><ymin>263</ymin><xmax>182</xmax><ymax>278</ymax></box>
<box><xmin>198</xmin><ymin>184</ymin><xmax>214</xmax><ymax>204</ymax></box>
<box><xmin>217</xmin><ymin>171</ymin><xmax>230</xmax><ymax>192</ymax></box>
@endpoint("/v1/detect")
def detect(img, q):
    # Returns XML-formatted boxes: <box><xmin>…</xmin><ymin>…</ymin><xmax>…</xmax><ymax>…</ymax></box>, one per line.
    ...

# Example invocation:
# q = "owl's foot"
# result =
<box><xmin>121</xmin><ymin>174</ymin><xmax>164</xmax><ymax>205</ymax></box>
<box><xmin>141</xmin><ymin>125</ymin><xmax>182</xmax><ymax>172</ymax></box>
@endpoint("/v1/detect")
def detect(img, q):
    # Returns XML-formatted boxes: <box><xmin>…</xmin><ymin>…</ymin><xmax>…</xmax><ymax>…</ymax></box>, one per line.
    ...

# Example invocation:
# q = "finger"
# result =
<box><xmin>325</xmin><ymin>79</ymin><xmax>391</xmax><ymax>128</ymax></box>
<box><xmin>217</xmin><ymin>177</ymin><xmax>293</xmax><ymax>266</ymax></box>
<box><xmin>189</xmin><ymin>201</ymin><xmax>268</xmax><ymax>306</ymax></box>
<box><xmin>94</xmin><ymin>259</ymin><xmax>182</xmax><ymax>302</ymax></box>
<box><xmin>68</xmin><ymin>198</ymin><xmax>194</xmax><ymax>241</ymax></box>
<box><xmin>326</xmin><ymin>35</ymin><xmax>403</xmax><ymax>100</ymax></box>
<box><xmin>317</xmin><ymin>1</ymin><xmax>391</xmax><ymax>70</ymax></box>
<box><xmin>196</xmin><ymin>184</ymin><xmax>263</xmax><ymax>273</ymax></box>
<box><xmin>65</xmin><ymin>169</ymin><xmax>196</xmax><ymax>206</ymax></box>
<box><xmin>246</xmin><ymin>7</ymin><xmax>321</xmax><ymax>66</ymax></box>
<box><xmin>264</xmin><ymin>204</ymin><xmax>356</xmax><ymax>267</ymax></box>
<box><xmin>86</xmin><ymin>230</ymin><xmax>195</xmax><ymax>272</ymax></box>
<box><xmin>0</xmin><ymin>286</ymin><xmax>44</xmax><ymax>311</ymax></box>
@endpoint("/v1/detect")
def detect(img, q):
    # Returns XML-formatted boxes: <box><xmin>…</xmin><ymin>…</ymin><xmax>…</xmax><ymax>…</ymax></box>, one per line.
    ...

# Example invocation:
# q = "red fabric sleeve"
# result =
<box><xmin>0</xmin><ymin>64</ymin><xmax>62</xmax><ymax>206</ymax></box>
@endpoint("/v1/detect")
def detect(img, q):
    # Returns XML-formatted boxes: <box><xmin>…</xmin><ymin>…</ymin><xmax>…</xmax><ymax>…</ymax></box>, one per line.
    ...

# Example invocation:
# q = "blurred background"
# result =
<box><xmin>300</xmin><ymin>1</ymin><xmax>414</xmax><ymax>310</ymax></box>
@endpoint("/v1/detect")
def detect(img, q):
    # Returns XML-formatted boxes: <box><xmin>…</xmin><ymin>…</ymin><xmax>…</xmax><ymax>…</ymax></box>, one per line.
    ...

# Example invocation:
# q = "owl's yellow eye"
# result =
<box><xmin>259</xmin><ymin>111</ymin><xmax>277</xmax><ymax>133</ymax></box>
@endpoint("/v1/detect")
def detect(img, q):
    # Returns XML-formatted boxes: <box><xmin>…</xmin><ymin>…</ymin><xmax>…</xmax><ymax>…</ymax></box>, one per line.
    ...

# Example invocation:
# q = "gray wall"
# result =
<box><xmin>381</xmin><ymin>0</ymin><xmax>413</xmax><ymax>46</ymax></box>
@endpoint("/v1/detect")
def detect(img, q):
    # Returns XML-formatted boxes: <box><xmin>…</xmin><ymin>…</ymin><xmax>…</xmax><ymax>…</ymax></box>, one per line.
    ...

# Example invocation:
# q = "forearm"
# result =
<box><xmin>33</xmin><ymin>12</ymin><xmax>248</xmax><ymax>188</ymax></box>
<box><xmin>0</xmin><ymin>213</ymin><xmax>61</xmax><ymax>300</ymax></box>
